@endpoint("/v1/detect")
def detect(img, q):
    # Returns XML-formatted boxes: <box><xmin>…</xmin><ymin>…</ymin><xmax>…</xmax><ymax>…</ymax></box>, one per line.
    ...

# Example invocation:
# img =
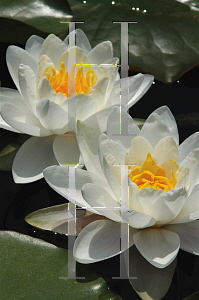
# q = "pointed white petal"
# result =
<box><xmin>128</xmin><ymin>211</ymin><xmax>156</xmax><ymax>229</ymax></box>
<box><xmin>81</xmin><ymin>183</ymin><xmax>120</xmax><ymax>222</ymax></box>
<box><xmin>53</xmin><ymin>135</ymin><xmax>80</xmax><ymax>165</ymax></box>
<box><xmin>165</xmin><ymin>220</ymin><xmax>199</xmax><ymax>255</ymax></box>
<box><xmin>87</xmin><ymin>41</ymin><xmax>113</xmax><ymax>64</ymax></box>
<box><xmin>12</xmin><ymin>136</ymin><xmax>58</xmax><ymax>183</ymax></box>
<box><xmin>140</xmin><ymin>112</ymin><xmax>173</xmax><ymax>149</ymax></box>
<box><xmin>102</xmin><ymin>154</ymin><xmax>121</xmax><ymax>199</ymax></box>
<box><xmin>0</xmin><ymin>87</ymin><xmax>29</xmax><ymax>113</ymax></box>
<box><xmin>1</xmin><ymin>103</ymin><xmax>50</xmax><ymax>136</ymax></box>
<box><xmin>170</xmin><ymin>184</ymin><xmax>199</xmax><ymax>224</ymax></box>
<box><xmin>129</xmin><ymin>245</ymin><xmax>177</xmax><ymax>300</ymax></box>
<box><xmin>75</xmin><ymin>94</ymin><xmax>97</xmax><ymax>121</ymax></box>
<box><xmin>43</xmin><ymin>166</ymin><xmax>109</xmax><ymax>212</ymax></box>
<box><xmin>36</xmin><ymin>55</ymin><xmax>54</xmax><ymax>85</ymax></box>
<box><xmin>134</xmin><ymin>188</ymin><xmax>163</xmax><ymax>215</ymax></box>
<box><xmin>40</xmin><ymin>34</ymin><xmax>67</xmax><ymax>66</ymax></box>
<box><xmin>179</xmin><ymin>132</ymin><xmax>199</xmax><ymax>163</ymax></box>
<box><xmin>127</xmin><ymin>74</ymin><xmax>154</xmax><ymax>108</ymax></box>
<box><xmin>152</xmin><ymin>136</ymin><xmax>180</xmax><ymax>166</ymax></box>
<box><xmin>37</xmin><ymin>77</ymin><xmax>60</xmax><ymax>104</ymax></box>
<box><xmin>18</xmin><ymin>64</ymin><xmax>38</xmax><ymax>116</ymax></box>
<box><xmin>151</xmin><ymin>106</ymin><xmax>179</xmax><ymax>146</ymax></box>
<box><xmin>56</xmin><ymin>46</ymin><xmax>90</xmax><ymax>73</ymax></box>
<box><xmin>64</xmin><ymin>29</ymin><xmax>92</xmax><ymax>54</ymax></box>
<box><xmin>125</xmin><ymin>136</ymin><xmax>153</xmax><ymax>166</ymax></box>
<box><xmin>36</xmin><ymin>98</ymin><xmax>72</xmax><ymax>134</ymax></box>
<box><xmin>76</xmin><ymin>120</ymin><xmax>104</xmax><ymax>178</ymax></box>
<box><xmin>180</xmin><ymin>148</ymin><xmax>199</xmax><ymax>191</ymax></box>
<box><xmin>0</xmin><ymin>115</ymin><xmax>20</xmax><ymax>133</ymax></box>
<box><xmin>6</xmin><ymin>46</ymin><xmax>37</xmax><ymax>92</ymax></box>
<box><xmin>107</xmin><ymin>106</ymin><xmax>140</xmax><ymax>150</ymax></box>
<box><xmin>88</xmin><ymin>77</ymin><xmax>109</xmax><ymax>110</ymax></box>
<box><xmin>73</xmin><ymin>220</ymin><xmax>136</xmax><ymax>263</ymax></box>
<box><xmin>133</xmin><ymin>228</ymin><xmax>180</xmax><ymax>268</ymax></box>
<box><xmin>25</xmin><ymin>35</ymin><xmax>44</xmax><ymax>62</ymax></box>
<box><xmin>83</xmin><ymin>104</ymin><xmax>120</xmax><ymax>133</ymax></box>
<box><xmin>98</xmin><ymin>133</ymin><xmax>126</xmax><ymax>170</ymax></box>
<box><xmin>146</xmin><ymin>187</ymin><xmax>187</xmax><ymax>225</ymax></box>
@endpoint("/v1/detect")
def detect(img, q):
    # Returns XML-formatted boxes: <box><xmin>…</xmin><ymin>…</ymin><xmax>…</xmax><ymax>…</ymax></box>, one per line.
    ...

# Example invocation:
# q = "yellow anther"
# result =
<box><xmin>129</xmin><ymin>153</ymin><xmax>178</xmax><ymax>192</ymax></box>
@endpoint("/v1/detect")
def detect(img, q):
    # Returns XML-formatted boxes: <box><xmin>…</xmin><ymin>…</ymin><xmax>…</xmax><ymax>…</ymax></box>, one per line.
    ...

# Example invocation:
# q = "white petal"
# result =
<box><xmin>151</xmin><ymin>106</ymin><xmax>179</xmax><ymax>146</ymax></box>
<box><xmin>170</xmin><ymin>184</ymin><xmax>199</xmax><ymax>224</ymax></box>
<box><xmin>179</xmin><ymin>132</ymin><xmax>199</xmax><ymax>163</ymax></box>
<box><xmin>40</xmin><ymin>34</ymin><xmax>67</xmax><ymax>67</ymax></box>
<box><xmin>36</xmin><ymin>98</ymin><xmax>72</xmax><ymax>134</ymax></box>
<box><xmin>25</xmin><ymin>35</ymin><xmax>44</xmax><ymax>62</ymax></box>
<box><xmin>134</xmin><ymin>187</ymin><xmax>163</xmax><ymax>215</ymax></box>
<box><xmin>6</xmin><ymin>46</ymin><xmax>37</xmax><ymax>92</ymax></box>
<box><xmin>180</xmin><ymin>148</ymin><xmax>199</xmax><ymax>190</ymax></box>
<box><xmin>103</xmin><ymin>154</ymin><xmax>121</xmax><ymax>200</ymax></box>
<box><xmin>129</xmin><ymin>245</ymin><xmax>177</xmax><ymax>300</ymax></box>
<box><xmin>152</xmin><ymin>136</ymin><xmax>180</xmax><ymax>166</ymax></box>
<box><xmin>123</xmin><ymin>172</ymin><xmax>142</xmax><ymax>212</ymax></box>
<box><xmin>106</xmin><ymin>74</ymin><xmax>143</xmax><ymax>108</ymax></box>
<box><xmin>140</xmin><ymin>112</ymin><xmax>173</xmax><ymax>149</ymax></box>
<box><xmin>133</xmin><ymin>228</ymin><xmax>180</xmax><ymax>268</ymax></box>
<box><xmin>165</xmin><ymin>220</ymin><xmax>199</xmax><ymax>255</ymax></box>
<box><xmin>61</xmin><ymin>94</ymin><xmax>97</xmax><ymax>122</ymax></box>
<box><xmin>88</xmin><ymin>77</ymin><xmax>109</xmax><ymax>111</ymax></box>
<box><xmin>81</xmin><ymin>183</ymin><xmax>120</xmax><ymax>222</ymax></box>
<box><xmin>37</xmin><ymin>77</ymin><xmax>60</xmax><ymax>104</ymax></box>
<box><xmin>83</xmin><ymin>104</ymin><xmax>120</xmax><ymax>133</ymax></box>
<box><xmin>128</xmin><ymin>211</ymin><xmax>156</xmax><ymax>229</ymax></box>
<box><xmin>12</xmin><ymin>136</ymin><xmax>58</xmax><ymax>183</ymax></box>
<box><xmin>1</xmin><ymin>103</ymin><xmax>50</xmax><ymax>137</ymax></box>
<box><xmin>125</xmin><ymin>136</ymin><xmax>153</xmax><ymax>166</ymax></box>
<box><xmin>57</xmin><ymin>46</ymin><xmax>90</xmax><ymax>73</ymax></box>
<box><xmin>18</xmin><ymin>64</ymin><xmax>38</xmax><ymax>116</ymax></box>
<box><xmin>0</xmin><ymin>87</ymin><xmax>29</xmax><ymax>113</ymax></box>
<box><xmin>76</xmin><ymin>120</ymin><xmax>104</xmax><ymax>178</ymax></box>
<box><xmin>127</xmin><ymin>74</ymin><xmax>154</xmax><ymax>108</ymax></box>
<box><xmin>98</xmin><ymin>133</ymin><xmax>126</xmax><ymax>170</ymax></box>
<box><xmin>146</xmin><ymin>187</ymin><xmax>187</xmax><ymax>225</ymax></box>
<box><xmin>64</xmin><ymin>29</ymin><xmax>92</xmax><ymax>54</ymax></box>
<box><xmin>44</xmin><ymin>166</ymin><xmax>109</xmax><ymax>212</ymax></box>
<box><xmin>73</xmin><ymin>220</ymin><xmax>136</xmax><ymax>263</ymax></box>
<box><xmin>53</xmin><ymin>135</ymin><xmax>80</xmax><ymax>165</ymax></box>
<box><xmin>0</xmin><ymin>115</ymin><xmax>20</xmax><ymax>133</ymax></box>
<box><xmin>87</xmin><ymin>41</ymin><xmax>113</xmax><ymax>64</ymax></box>
<box><xmin>161</xmin><ymin>159</ymin><xmax>178</xmax><ymax>180</ymax></box>
<box><xmin>36</xmin><ymin>55</ymin><xmax>54</xmax><ymax>85</ymax></box>
<box><xmin>107</xmin><ymin>106</ymin><xmax>140</xmax><ymax>150</ymax></box>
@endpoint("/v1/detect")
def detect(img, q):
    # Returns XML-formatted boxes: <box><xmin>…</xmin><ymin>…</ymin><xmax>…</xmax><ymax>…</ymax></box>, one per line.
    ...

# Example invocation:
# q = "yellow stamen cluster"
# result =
<box><xmin>129</xmin><ymin>153</ymin><xmax>177</xmax><ymax>192</ymax></box>
<box><xmin>43</xmin><ymin>62</ymin><xmax>98</xmax><ymax>97</ymax></box>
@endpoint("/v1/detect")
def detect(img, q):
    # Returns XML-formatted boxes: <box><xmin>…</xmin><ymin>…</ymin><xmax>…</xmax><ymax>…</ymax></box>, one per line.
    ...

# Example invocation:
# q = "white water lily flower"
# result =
<box><xmin>43</xmin><ymin>105</ymin><xmax>199</xmax><ymax>269</ymax></box>
<box><xmin>0</xmin><ymin>29</ymin><xmax>154</xmax><ymax>184</ymax></box>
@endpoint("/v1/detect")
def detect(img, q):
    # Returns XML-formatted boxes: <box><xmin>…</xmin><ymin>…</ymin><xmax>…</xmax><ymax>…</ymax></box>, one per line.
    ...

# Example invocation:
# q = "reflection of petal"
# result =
<box><xmin>129</xmin><ymin>245</ymin><xmax>177</xmax><ymax>300</ymax></box>
<box><xmin>133</xmin><ymin>227</ymin><xmax>180</xmax><ymax>268</ymax></box>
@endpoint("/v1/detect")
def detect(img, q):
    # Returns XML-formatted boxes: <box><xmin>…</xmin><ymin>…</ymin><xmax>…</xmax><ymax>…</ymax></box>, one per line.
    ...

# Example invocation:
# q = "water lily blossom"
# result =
<box><xmin>41</xmin><ymin>105</ymin><xmax>199</xmax><ymax>299</ymax></box>
<box><xmin>0</xmin><ymin>29</ymin><xmax>154</xmax><ymax>183</ymax></box>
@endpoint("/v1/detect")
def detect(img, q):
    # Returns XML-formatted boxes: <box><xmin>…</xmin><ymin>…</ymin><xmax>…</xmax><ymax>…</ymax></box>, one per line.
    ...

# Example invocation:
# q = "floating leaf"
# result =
<box><xmin>69</xmin><ymin>0</ymin><xmax>199</xmax><ymax>83</ymax></box>
<box><xmin>0</xmin><ymin>231</ymin><xmax>121</xmax><ymax>300</ymax></box>
<box><xmin>183</xmin><ymin>292</ymin><xmax>199</xmax><ymax>300</ymax></box>
<box><xmin>0</xmin><ymin>0</ymin><xmax>72</xmax><ymax>39</ymax></box>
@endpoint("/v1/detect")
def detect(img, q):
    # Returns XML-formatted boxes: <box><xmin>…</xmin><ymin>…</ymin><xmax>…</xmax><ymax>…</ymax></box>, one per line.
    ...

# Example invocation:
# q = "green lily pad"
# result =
<box><xmin>183</xmin><ymin>292</ymin><xmax>199</xmax><ymax>300</ymax></box>
<box><xmin>69</xmin><ymin>0</ymin><xmax>199</xmax><ymax>83</ymax></box>
<box><xmin>0</xmin><ymin>0</ymin><xmax>72</xmax><ymax>38</ymax></box>
<box><xmin>0</xmin><ymin>231</ymin><xmax>121</xmax><ymax>299</ymax></box>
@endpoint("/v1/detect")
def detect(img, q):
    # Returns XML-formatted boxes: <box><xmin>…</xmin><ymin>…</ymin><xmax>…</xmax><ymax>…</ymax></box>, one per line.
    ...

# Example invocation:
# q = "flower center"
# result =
<box><xmin>129</xmin><ymin>153</ymin><xmax>177</xmax><ymax>192</ymax></box>
<box><xmin>43</xmin><ymin>62</ymin><xmax>98</xmax><ymax>97</ymax></box>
